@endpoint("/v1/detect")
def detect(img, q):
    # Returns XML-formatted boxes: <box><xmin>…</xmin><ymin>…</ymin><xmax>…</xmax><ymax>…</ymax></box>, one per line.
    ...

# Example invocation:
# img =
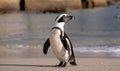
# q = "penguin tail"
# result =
<box><xmin>70</xmin><ymin>62</ymin><xmax>77</xmax><ymax>66</ymax></box>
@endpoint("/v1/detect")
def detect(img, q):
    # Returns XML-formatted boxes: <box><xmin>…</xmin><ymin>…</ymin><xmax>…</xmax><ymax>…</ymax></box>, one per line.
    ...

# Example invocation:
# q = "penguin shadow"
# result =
<box><xmin>0</xmin><ymin>64</ymin><xmax>56</xmax><ymax>67</ymax></box>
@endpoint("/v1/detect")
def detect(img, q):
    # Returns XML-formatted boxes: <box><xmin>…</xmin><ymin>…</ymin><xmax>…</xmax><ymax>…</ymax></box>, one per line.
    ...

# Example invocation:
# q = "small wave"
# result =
<box><xmin>74</xmin><ymin>46</ymin><xmax>120</xmax><ymax>53</ymax></box>
<box><xmin>74</xmin><ymin>46</ymin><xmax>120</xmax><ymax>58</ymax></box>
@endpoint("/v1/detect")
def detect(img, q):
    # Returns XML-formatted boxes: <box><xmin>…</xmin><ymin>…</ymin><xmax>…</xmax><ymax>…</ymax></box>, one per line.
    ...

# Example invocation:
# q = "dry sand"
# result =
<box><xmin>0</xmin><ymin>58</ymin><xmax>120</xmax><ymax>71</ymax></box>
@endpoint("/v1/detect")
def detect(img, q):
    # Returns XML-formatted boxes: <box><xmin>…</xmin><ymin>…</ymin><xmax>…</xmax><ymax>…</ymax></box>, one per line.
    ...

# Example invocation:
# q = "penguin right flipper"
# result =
<box><xmin>43</xmin><ymin>39</ymin><xmax>50</xmax><ymax>55</ymax></box>
<box><xmin>64</xmin><ymin>33</ymin><xmax>77</xmax><ymax>65</ymax></box>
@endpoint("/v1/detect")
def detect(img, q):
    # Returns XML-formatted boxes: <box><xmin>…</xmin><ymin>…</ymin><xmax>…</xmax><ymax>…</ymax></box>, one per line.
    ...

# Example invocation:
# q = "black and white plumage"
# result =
<box><xmin>43</xmin><ymin>14</ymin><xmax>77</xmax><ymax>67</ymax></box>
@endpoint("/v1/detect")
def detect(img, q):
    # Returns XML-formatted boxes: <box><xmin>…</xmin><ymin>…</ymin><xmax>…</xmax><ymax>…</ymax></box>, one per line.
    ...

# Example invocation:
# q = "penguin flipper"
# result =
<box><xmin>62</xmin><ymin>32</ymin><xmax>72</xmax><ymax>54</ymax></box>
<box><xmin>43</xmin><ymin>39</ymin><xmax>50</xmax><ymax>55</ymax></box>
<box><xmin>61</xmin><ymin>33</ymin><xmax>70</xmax><ymax>51</ymax></box>
<box><xmin>64</xmin><ymin>33</ymin><xmax>77</xmax><ymax>65</ymax></box>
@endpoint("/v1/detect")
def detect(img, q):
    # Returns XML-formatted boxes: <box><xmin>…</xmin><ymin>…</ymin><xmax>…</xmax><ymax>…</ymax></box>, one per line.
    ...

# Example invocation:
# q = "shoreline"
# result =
<box><xmin>0</xmin><ymin>47</ymin><xmax>120</xmax><ymax>58</ymax></box>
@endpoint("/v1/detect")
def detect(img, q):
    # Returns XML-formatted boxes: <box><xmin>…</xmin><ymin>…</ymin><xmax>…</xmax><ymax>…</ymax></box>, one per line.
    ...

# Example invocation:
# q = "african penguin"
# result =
<box><xmin>43</xmin><ymin>14</ymin><xmax>77</xmax><ymax>67</ymax></box>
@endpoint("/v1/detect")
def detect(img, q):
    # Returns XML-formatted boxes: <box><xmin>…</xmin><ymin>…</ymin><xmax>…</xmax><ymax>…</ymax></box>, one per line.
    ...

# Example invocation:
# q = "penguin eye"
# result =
<box><xmin>63</xmin><ymin>15</ymin><xmax>71</xmax><ymax>22</ymax></box>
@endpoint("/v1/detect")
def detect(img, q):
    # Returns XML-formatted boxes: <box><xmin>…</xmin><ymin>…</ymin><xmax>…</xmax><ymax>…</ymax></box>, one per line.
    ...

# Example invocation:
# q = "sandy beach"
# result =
<box><xmin>0</xmin><ymin>48</ymin><xmax>120</xmax><ymax>71</ymax></box>
<box><xmin>0</xmin><ymin>58</ymin><xmax>120</xmax><ymax>71</ymax></box>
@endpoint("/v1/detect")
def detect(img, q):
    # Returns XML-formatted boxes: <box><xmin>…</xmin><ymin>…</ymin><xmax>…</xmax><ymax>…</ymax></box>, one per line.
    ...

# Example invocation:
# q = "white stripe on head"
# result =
<box><xmin>55</xmin><ymin>14</ymin><xmax>69</xmax><ymax>23</ymax></box>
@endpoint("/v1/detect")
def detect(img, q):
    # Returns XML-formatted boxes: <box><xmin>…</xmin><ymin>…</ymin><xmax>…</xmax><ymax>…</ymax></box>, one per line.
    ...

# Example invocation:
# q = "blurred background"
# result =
<box><xmin>0</xmin><ymin>0</ymin><xmax>119</xmax><ymax>13</ymax></box>
<box><xmin>0</xmin><ymin>0</ymin><xmax>120</xmax><ymax>58</ymax></box>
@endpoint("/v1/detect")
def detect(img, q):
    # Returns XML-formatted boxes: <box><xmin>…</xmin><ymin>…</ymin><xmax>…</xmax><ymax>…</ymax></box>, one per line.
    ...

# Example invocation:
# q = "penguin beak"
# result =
<box><xmin>69</xmin><ymin>16</ymin><xmax>75</xmax><ymax>20</ymax></box>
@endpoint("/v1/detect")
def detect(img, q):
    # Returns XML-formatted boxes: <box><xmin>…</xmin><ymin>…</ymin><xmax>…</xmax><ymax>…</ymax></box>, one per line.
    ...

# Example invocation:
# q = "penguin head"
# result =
<box><xmin>55</xmin><ymin>14</ymin><xmax>74</xmax><ymax>23</ymax></box>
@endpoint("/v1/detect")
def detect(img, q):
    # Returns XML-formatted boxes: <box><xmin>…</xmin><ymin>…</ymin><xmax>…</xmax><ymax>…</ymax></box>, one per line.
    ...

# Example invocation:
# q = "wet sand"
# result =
<box><xmin>0</xmin><ymin>58</ymin><xmax>120</xmax><ymax>71</ymax></box>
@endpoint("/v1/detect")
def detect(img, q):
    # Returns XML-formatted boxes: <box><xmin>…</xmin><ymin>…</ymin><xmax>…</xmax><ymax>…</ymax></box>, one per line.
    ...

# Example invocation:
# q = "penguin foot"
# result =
<box><xmin>55</xmin><ymin>62</ymin><xmax>63</xmax><ymax>67</ymax></box>
<box><xmin>62</xmin><ymin>62</ymin><xmax>67</xmax><ymax>67</ymax></box>
<box><xmin>55</xmin><ymin>62</ymin><xmax>67</xmax><ymax>67</ymax></box>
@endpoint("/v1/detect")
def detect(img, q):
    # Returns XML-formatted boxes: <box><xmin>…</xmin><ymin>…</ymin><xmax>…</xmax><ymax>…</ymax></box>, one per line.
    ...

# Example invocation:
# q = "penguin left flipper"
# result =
<box><xmin>43</xmin><ymin>39</ymin><xmax>50</xmax><ymax>55</ymax></box>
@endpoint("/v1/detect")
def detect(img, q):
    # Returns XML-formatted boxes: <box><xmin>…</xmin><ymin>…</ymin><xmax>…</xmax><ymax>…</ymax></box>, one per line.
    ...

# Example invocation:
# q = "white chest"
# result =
<box><xmin>50</xmin><ymin>29</ymin><xmax>63</xmax><ymax>51</ymax></box>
